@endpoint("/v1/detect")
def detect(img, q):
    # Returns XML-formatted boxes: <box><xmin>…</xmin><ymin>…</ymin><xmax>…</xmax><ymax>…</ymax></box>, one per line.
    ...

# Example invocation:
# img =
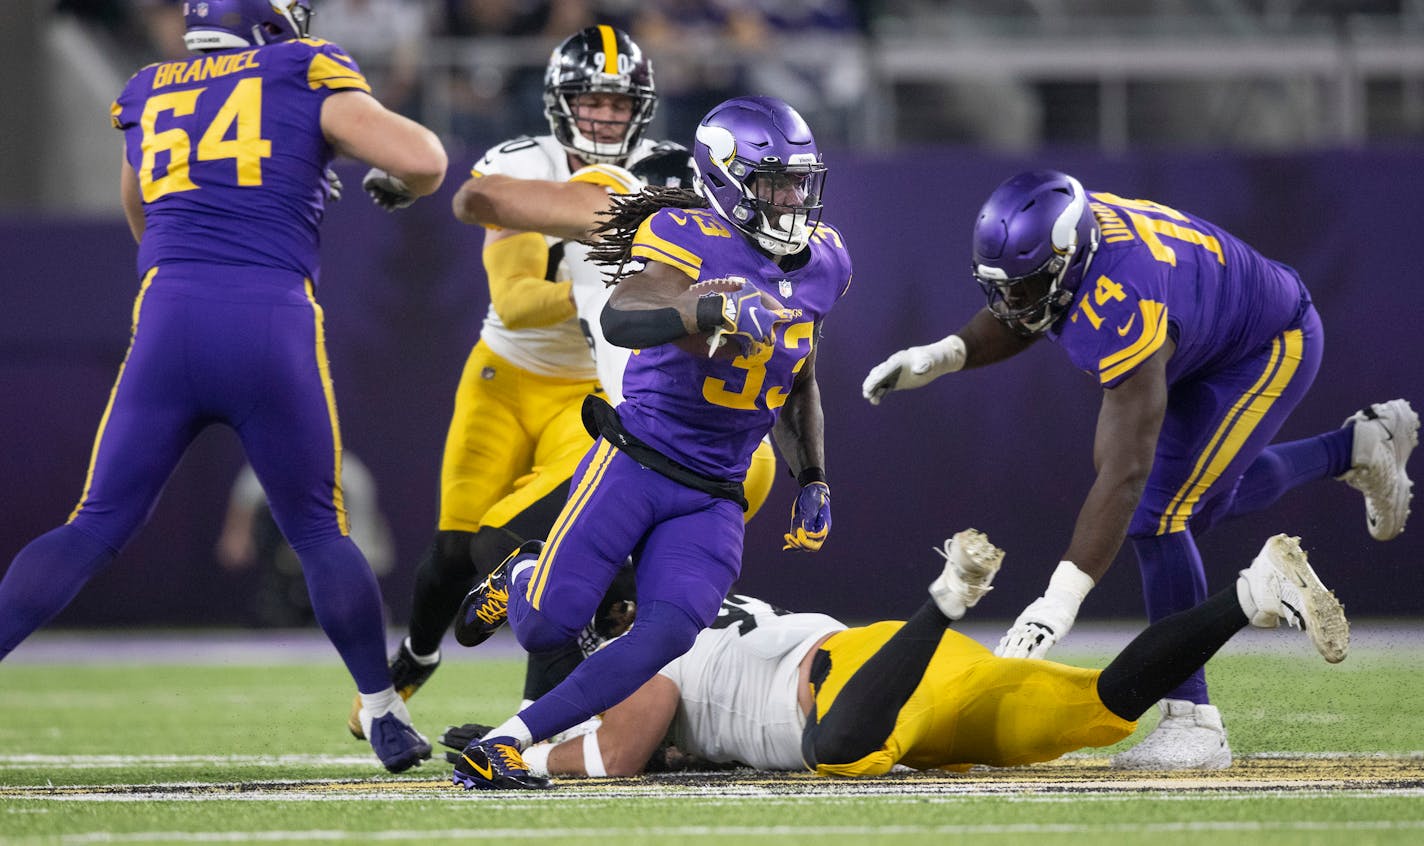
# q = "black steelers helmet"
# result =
<box><xmin>631</xmin><ymin>143</ymin><xmax>694</xmax><ymax>189</ymax></box>
<box><xmin>544</xmin><ymin>25</ymin><xmax>657</xmax><ymax>165</ymax></box>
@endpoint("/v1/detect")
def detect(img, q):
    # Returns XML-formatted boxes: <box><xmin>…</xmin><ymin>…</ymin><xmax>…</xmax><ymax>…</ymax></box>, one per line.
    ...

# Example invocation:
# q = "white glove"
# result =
<box><xmin>322</xmin><ymin>168</ymin><xmax>343</xmax><ymax>202</ymax></box>
<box><xmin>862</xmin><ymin>335</ymin><xmax>966</xmax><ymax>405</ymax></box>
<box><xmin>362</xmin><ymin>167</ymin><xmax>416</xmax><ymax>211</ymax></box>
<box><xmin>994</xmin><ymin>561</ymin><xmax>1095</xmax><ymax>659</ymax></box>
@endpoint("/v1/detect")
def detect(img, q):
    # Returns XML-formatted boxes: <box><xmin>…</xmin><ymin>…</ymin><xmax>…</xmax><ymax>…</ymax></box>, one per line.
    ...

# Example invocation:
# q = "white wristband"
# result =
<box><xmin>582</xmin><ymin>730</ymin><xmax>607</xmax><ymax>777</ymax></box>
<box><xmin>520</xmin><ymin>742</ymin><xmax>552</xmax><ymax>777</ymax></box>
<box><xmin>1047</xmin><ymin>560</ymin><xmax>1095</xmax><ymax>604</ymax></box>
<box><xmin>930</xmin><ymin>334</ymin><xmax>967</xmax><ymax>374</ymax></box>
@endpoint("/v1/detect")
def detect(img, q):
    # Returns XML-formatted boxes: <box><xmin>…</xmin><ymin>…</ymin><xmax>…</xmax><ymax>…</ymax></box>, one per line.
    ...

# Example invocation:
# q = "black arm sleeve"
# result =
<box><xmin>601</xmin><ymin>302</ymin><xmax>690</xmax><ymax>349</ymax></box>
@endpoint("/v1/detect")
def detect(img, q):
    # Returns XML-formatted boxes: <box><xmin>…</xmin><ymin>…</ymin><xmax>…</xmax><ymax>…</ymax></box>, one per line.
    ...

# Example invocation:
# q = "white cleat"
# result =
<box><xmin>1237</xmin><ymin>533</ymin><xmax>1350</xmax><ymax>663</ymax></box>
<box><xmin>1110</xmin><ymin>699</ymin><xmax>1232</xmax><ymax>771</ymax></box>
<box><xmin>1339</xmin><ymin>399</ymin><xmax>1418</xmax><ymax>540</ymax></box>
<box><xmin>929</xmin><ymin>529</ymin><xmax>1005</xmax><ymax>620</ymax></box>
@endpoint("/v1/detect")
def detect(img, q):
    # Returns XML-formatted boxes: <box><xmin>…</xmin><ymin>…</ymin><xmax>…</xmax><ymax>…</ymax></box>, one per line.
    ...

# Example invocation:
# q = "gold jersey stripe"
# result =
<box><xmin>631</xmin><ymin>244</ymin><xmax>700</xmax><ymax>279</ymax></box>
<box><xmin>1156</xmin><ymin>328</ymin><xmax>1304</xmax><ymax>534</ymax></box>
<box><xmin>307</xmin><ymin>53</ymin><xmax>370</xmax><ymax>92</ymax></box>
<box><xmin>1098</xmin><ymin>300</ymin><xmax>1168</xmax><ymax>384</ymax></box>
<box><xmin>528</xmin><ymin>439</ymin><xmax>618</xmax><ymax>609</ymax></box>
<box><xmin>630</xmin><ymin>216</ymin><xmax>702</xmax><ymax>278</ymax></box>
<box><xmin>305</xmin><ymin>279</ymin><xmax>350</xmax><ymax>537</ymax></box>
<box><xmin>69</xmin><ymin>267</ymin><xmax>160</xmax><ymax>523</ymax></box>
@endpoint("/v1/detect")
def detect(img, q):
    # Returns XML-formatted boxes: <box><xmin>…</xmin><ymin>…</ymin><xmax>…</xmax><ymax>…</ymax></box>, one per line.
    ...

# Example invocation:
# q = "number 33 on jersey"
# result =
<box><xmin>615</xmin><ymin>206</ymin><xmax>853</xmax><ymax>480</ymax></box>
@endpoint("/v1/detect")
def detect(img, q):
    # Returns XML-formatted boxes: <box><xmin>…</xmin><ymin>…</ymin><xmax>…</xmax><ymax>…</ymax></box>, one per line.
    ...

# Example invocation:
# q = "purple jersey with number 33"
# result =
<box><xmin>617</xmin><ymin>208</ymin><xmax>853</xmax><ymax>479</ymax></box>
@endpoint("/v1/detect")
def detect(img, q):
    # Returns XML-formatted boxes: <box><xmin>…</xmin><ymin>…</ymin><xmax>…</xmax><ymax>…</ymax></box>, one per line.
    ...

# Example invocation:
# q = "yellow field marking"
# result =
<box><xmin>3</xmin><ymin>757</ymin><xmax>1420</xmax><ymax>801</ymax></box>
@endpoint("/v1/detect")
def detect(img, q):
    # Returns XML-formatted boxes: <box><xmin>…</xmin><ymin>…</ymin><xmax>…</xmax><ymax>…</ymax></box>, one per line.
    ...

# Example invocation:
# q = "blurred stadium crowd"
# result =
<box><xmin>5</xmin><ymin>1</ymin><xmax>1417</xmax><ymax>214</ymax></box>
<box><xmin>48</xmin><ymin>0</ymin><xmax>1424</xmax><ymax>155</ymax></box>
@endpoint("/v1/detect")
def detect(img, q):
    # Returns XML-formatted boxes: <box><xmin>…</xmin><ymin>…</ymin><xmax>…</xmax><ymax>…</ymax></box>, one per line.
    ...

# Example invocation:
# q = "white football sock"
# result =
<box><xmin>359</xmin><ymin>686</ymin><xmax>399</xmax><ymax>717</ymax></box>
<box><xmin>403</xmin><ymin>637</ymin><xmax>440</xmax><ymax>665</ymax></box>
<box><xmin>481</xmin><ymin>715</ymin><xmax>533</xmax><ymax>749</ymax></box>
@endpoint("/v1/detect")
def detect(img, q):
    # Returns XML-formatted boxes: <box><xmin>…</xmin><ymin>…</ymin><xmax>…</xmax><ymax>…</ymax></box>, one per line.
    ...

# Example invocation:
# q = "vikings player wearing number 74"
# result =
<box><xmin>862</xmin><ymin>170</ymin><xmax>1417</xmax><ymax>771</ymax></box>
<box><xmin>0</xmin><ymin>1</ymin><xmax>446</xmax><ymax>774</ymax></box>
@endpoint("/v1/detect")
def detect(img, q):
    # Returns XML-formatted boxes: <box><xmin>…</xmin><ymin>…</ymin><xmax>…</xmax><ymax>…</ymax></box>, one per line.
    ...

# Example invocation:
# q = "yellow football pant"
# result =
<box><xmin>439</xmin><ymin>339</ymin><xmax>778</xmax><ymax>532</ymax></box>
<box><xmin>438</xmin><ymin>340</ymin><xmax>598</xmax><ymax>532</ymax></box>
<box><xmin>811</xmin><ymin>622</ymin><xmax>1136</xmax><ymax>777</ymax></box>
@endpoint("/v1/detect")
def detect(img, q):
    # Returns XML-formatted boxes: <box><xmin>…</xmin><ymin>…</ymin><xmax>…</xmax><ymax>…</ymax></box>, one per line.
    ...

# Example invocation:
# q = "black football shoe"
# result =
<box><xmin>451</xmin><ymin>736</ymin><xmax>552</xmax><ymax>790</ymax></box>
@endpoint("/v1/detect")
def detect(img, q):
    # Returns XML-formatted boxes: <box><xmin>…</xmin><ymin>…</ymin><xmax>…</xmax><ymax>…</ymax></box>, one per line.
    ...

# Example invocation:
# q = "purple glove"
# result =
<box><xmin>705</xmin><ymin>289</ymin><xmax>794</xmax><ymax>357</ymax></box>
<box><xmin>783</xmin><ymin>481</ymin><xmax>831</xmax><ymax>551</ymax></box>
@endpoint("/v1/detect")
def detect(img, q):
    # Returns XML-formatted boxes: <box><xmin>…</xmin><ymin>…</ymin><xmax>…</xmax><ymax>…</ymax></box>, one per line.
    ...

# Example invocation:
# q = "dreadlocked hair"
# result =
<box><xmin>585</xmin><ymin>186</ymin><xmax>708</xmax><ymax>283</ymax></box>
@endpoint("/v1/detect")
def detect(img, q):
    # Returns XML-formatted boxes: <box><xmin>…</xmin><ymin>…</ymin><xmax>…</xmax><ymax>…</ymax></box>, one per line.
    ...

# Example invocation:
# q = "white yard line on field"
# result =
<box><xmin>9</xmin><ymin>622</ymin><xmax>1424</xmax><ymax>665</ymax></box>
<box><xmin>0</xmin><ymin>754</ymin><xmax>377</xmax><ymax>769</ymax></box>
<box><xmin>3</xmin><ymin>819</ymin><xmax>1422</xmax><ymax>844</ymax></box>
<box><xmin>3</xmin><ymin>751</ymin><xmax>1418</xmax><ymax>770</ymax></box>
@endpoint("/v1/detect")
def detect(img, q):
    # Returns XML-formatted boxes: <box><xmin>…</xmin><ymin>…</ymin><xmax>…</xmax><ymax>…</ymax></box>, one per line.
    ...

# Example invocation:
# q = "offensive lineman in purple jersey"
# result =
<box><xmin>447</xmin><ymin>96</ymin><xmax>852</xmax><ymax>789</ymax></box>
<box><xmin>0</xmin><ymin>1</ymin><xmax>447</xmax><ymax>773</ymax></box>
<box><xmin>864</xmin><ymin>170</ymin><xmax>1417</xmax><ymax>770</ymax></box>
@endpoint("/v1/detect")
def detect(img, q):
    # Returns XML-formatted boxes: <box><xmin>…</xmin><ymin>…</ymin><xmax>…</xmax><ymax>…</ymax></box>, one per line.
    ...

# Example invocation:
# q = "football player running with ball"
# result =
<box><xmin>863</xmin><ymin>170</ymin><xmax>1415</xmax><ymax>769</ymax></box>
<box><xmin>449</xmin><ymin>96</ymin><xmax>851</xmax><ymax>789</ymax></box>
<box><xmin>352</xmin><ymin>27</ymin><xmax>778</xmax><ymax>740</ymax></box>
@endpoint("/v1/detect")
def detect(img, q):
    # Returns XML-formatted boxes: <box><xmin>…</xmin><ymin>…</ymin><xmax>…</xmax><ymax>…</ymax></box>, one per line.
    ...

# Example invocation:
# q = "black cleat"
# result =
<box><xmin>454</xmin><ymin>540</ymin><xmax>542</xmax><ymax>647</ymax></box>
<box><xmin>451</xmin><ymin>736</ymin><xmax>552</xmax><ymax>790</ymax></box>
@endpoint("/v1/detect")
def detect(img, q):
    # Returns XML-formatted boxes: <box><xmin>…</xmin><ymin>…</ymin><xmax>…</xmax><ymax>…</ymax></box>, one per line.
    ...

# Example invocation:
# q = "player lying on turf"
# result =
<box><xmin>442</xmin><ymin>530</ymin><xmax>1346</xmax><ymax>781</ymax></box>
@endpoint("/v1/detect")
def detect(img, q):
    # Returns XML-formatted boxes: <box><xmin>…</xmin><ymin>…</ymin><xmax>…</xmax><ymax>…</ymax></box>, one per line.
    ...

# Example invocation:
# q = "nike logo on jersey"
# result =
<box><xmin>669</xmin><ymin>212</ymin><xmax>688</xmax><ymax>226</ymax></box>
<box><xmin>1116</xmin><ymin>314</ymin><xmax>1137</xmax><ymax>336</ymax></box>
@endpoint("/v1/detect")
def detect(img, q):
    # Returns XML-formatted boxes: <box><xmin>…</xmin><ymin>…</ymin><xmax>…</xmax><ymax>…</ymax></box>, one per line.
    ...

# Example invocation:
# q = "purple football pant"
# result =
<box><xmin>1127</xmin><ymin>305</ymin><xmax>1349</xmax><ymax>704</ymax></box>
<box><xmin>0</xmin><ymin>265</ymin><xmax>390</xmax><ymax>691</ymax></box>
<box><xmin>507</xmin><ymin>438</ymin><xmax>744</xmax><ymax>742</ymax></box>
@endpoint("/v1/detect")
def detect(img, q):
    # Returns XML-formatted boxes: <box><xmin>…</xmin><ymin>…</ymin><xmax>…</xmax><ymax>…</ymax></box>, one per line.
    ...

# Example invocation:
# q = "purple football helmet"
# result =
<box><xmin>692</xmin><ymin>96</ymin><xmax>826</xmax><ymax>256</ymax></box>
<box><xmin>182</xmin><ymin>0</ymin><xmax>312</xmax><ymax>52</ymax></box>
<box><xmin>971</xmin><ymin>169</ymin><xmax>1100</xmax><ymax>335</ymax></box>
<box><xmin>544</xmin><ymin>26</ymin><xmax>657</xmax><ymax>165</ymax></box>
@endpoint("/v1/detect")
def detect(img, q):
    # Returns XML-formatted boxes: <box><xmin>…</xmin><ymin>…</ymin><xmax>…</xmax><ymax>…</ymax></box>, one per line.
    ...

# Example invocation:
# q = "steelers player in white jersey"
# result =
<box><xmin>441</xmin><ymin>530</ymin><xmax>1347</xmax><ymax>778</ymax></box>
<box><xmin>348</xmin><ymin>26</ymin><xmax>774</xmax><ymax>737</ymax></box>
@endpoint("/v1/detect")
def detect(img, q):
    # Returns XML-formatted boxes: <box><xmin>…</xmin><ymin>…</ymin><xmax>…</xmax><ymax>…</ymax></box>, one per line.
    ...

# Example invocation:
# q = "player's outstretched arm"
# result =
<box><xmin>321</xmin><ymin>90</ymin><xmax>447</xmax><ymax>202</ymax></box>
<box><xmin>544</xmin><ymin>674</ymin><xmax>681</xmax><ymax>777</ymax></box>
<box><xmin>996</xmin><ymin>344</ymin><xmax>1170</xmax><ymax>659</ymax></box>
<box><xmin>453</xmin><ymin>163</ymin><xmax>637</xmax><ymax>240</ymax></box>
<box><xmin>863</xmin><ymin>309</ymin><xmax>1035</xmax><ymax>404</ymax></box>
<box><xmin>454</xmin><ymin>175</ymin><xmax>607</xmax><ymax>238</ymax></box>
